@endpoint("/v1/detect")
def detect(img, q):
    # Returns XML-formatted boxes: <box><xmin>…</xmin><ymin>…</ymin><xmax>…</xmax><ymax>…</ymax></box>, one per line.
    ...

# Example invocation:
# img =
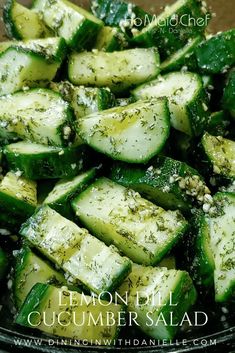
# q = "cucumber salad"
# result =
<box><xmin>0</xmin><ymin>0</ymin><xmax>234</xmax><ymax>347</ymax></box>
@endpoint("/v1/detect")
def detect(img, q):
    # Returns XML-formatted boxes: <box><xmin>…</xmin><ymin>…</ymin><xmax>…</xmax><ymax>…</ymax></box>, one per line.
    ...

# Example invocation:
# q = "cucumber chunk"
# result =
<box><xmin>133</xmin><ymin>0</ymin><xmax>210</xmax><ymax>60</ymax></box>
<box><xmin>0</xmin><ymin>171</ymin><xmax>37</xmax><ymax>228</ymax></box>
<box><xmin>223</xmin><ymin>69</ymin><xmax>235</xmax><ymax>118</ymax></box>
<box><xmin>16</xmin><ymin>283</ymin><xmax>125</xmax><ymax>344</ymax></box>
<box><xmin>72</xmin><ymin>177</ymin><xmax>188</xmax><ymax>266</ymax></box>
<box><xmin>0</xmin><ymin>247</ymin><xmax>8</xmax><ymax>280</ymax></box>
<box><xmin>68</xmin><ymin>48</ymin><xmax>160</xmax><ymax>93</ymax></box>
<box><xmin>77</xmin><ymin>98</ymin><xmax>170</xmax><ymax>163</ymax></box>
<box><xmin>32</xmin><ymin>0</ymin><xmax>103</xmax><ymax>50</ymax></box>
<box><xmin>50</xmin><ymin>81</ymin><xmax>115</xmax><ymax>118</ymax></box>
<box><xmin>160</xmin><ymin>36</ymin><xmax>203</xmax><ymax>73</ymax></box>
<box><xmin>205</xmin><ymin>193</ymin><xmax>235</xmax><ymax>302</ymax></box>
<box><xmin>196</xmin><ymin>29</ymin><xmax>235</xmax><ymax>74</ymax></box>
<box><xmin>0</xmin><ymin>37</ymin><xmax>67</xmax><ymax>63</ymax></box>
<box><xmin>0</xmin><ymin>88</ymin><xmax>74</xmax><ymax>146</ymax></box>
<box><xmin>110</xmin><ymin>156</ymin><xmax>210</xmax><ymax>213</ymax></box>
<box><xmin>133</xmin><ymin>72</ymin><xmax>209</xmax><ymax>136</ymax></box>
<box><xmin>0</xmin><ymin>47</ymin><xmax>60</xmax><ymax>96</ymax></box>
<box><xmin>201</xmin><ymin>133</ymin><xmax>235</xmax><ymax>179</ymax></box>
<box><xmin>206</xmin><ymin>111</ymin><xmax>230</xmax><ymax>137</ymax></box>
<box><xmin>20</xmin><ymin>206</ymin><xmax>132</xmax><ymax>296</ymax></box>
<box><xmin>13</xmin><ymin>247</ymin><xmax>66</xmax><ymax>308</ymax></box>
<box><xmin>4</xmin><ymin>141</ymin><xmax>87</xmax><ymax>180</ymax></box>
<box><xmin>43</xmin><ymin>168</ymin><xmax>96</xmax><ymax>218</ymax></box>
<box><xmin>3</xmin><ymin>0</ymin><xmax>51</xmax><ymax>40</ymax></box>
<box><xmin>94</xmin><ymin>26</ymin><xmax>129</xmax><ymax>52</ymax></box>
<box><xmin>91</xmin><ymin>0</ymin><xmax>152</xmax><ymax>33</ymax></box>
<box><xmin>117</xmin><ymin>264</ymin><xmax>197</xmax><ymax>340</ymax></box>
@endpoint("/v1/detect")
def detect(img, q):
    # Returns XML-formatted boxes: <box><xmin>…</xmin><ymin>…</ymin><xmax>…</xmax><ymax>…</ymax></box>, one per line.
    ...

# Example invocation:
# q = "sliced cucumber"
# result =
<box><xmin>196</xmin><ymin>29</ymin><xmax>235</xmax><ymax>74</ymax></box>
<box><xmin>72</xmin><ymin>177</ymin><xmax>188</xmax><ymax>266</ymax></box>
<box><xmin>206</xmin><ymin>111</ymin><xmax>230</xmax><ymax>137</ymax></box>
<box><xmin>50</xmin><ymin>81</ymin><xmax>115</xmax><ymax>118</ymax></box>
<box><xmin>94</xmin><ymin>26</ymin><xmax>129</xmax><ymax>52</ymax></box>
<box><xmin>160</xmin><ymin>36</ymin><xmax>203</xmax><ymax>73</ymax></box>
<box><xmin>16</xmin><ymin>283</ymin><xmax>125</xmax><ymax>344</ymax></box>
<box><xmin>117</xmin><ymin>264</ymin><xmax>197</xmax><ymax>340</ymax></box>
<box><xmin>4</xmin><ymin>141</ymin><xmax>87</xmax><ymax>180</ymax></box>
<box><xmin>91</xmin><ymin>0</ymin><xmax>152</xmax><ymax>32</ymax></box>
<box><xmin>3</xmin><ymin>0</ymin><xmax>51</xmax><ymax>40</ymax></box>
<box><xmin>0</xmin><ymin>247</ymin><xmax>8</xmax><ymax>280</ymax></box>
<box><xmin>0</xmin><ymin>47</ymin><xmax>60</xmax><ymax>96</ymax></box>
<box><xmin>77</xmin><ymin>98</ymin><xmax>170</xmax><ymax>163</ymax></box>
<box><xmin>32</xmin><ymin>0</ymin><xmax>103</xmax><ymax>50</ymax></box>
<box><xmin>0</xmin><ymin>37</ymin><xmax>67</xmax><ymax>63</ymax></box>
<box><xmin>13</xmin><ymin>247</ymin><xmax>66</xmax><ymax>308</ymax></box>
<box><xmin>68</xmin><ymin>48</ymin><xmax>160</xmax><ymax>93</ymax></box>
<box><xmin>43</xmin><ymin>168</ymin><xmax>96</xmax><ymax>218</ymax></box>
<box><xmin>207</xmin><ymin>192</ymin><xmax>235</xmax><ymax>301</ymax></box>
<box><xmin>223</xmin><ymin>69</ymin><xmax>235</xmax><ymax>118</ymax></box>
<box><xmin>133</xmin><ymin>72</ymin><xmax>209</xmax><ymax>136</ymax></box>
<box><xmin>201</xmin><ymin>133</ymin><xmax>235</xmax><ymax>179</ymax></box>
<box><xmin>192</xmin><ymin>213</ymin><xmax>215</xmax><ymax>287</ymax></box>
<box><xmin>0</xmin><ymin>171</ymin><xmax>36</xmax><ymax>228</ymax></box>
<box><xmin>20</xmin><ymin>206</ymin><xmax>132</xmax><ymax>296</ymax></box>
<box><xmin>133</xmin><ymin>0</ymin><xmax>210</xmax><ymax>59</ymax></box>
<box><xmin>110</xmin><ymin>156</ymin><xmax>210</xmax><ymax>213</ymax></box>
<box><xmin>0</xmin><ymin>88</ymin><xmax>74</xmax><ymax>146</ymax></box>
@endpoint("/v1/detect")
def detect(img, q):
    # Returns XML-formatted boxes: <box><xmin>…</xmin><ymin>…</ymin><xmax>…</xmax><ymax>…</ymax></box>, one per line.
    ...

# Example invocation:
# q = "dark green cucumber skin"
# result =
<box><xmin>97</xmin><ymin>88</ymin><xmax>116</xmax><ymax>110</ymax></box>
<box><xmin>15</xmin><ymin>283</ymin><xmax>51</xmax><ymax>327</ymax></box>
<box><xmin>196</xmin><ymin>29</ymin><xmax>235</xmax><ymax>74</ymax></box>
<box><xmin>133</xmin><ymin>0</ymin><xmax>209</xmax><ymax>60</ymax></box>
<box><xmin>4</xmin><ymin>144</ymin><xmax>88</xmax><ymax>180</ymax></box>
<box><xmin>45</xmin><ymin>169</ymin><xmax>97</xmax><ymax>219</ymax></box>
<box><xmin>91</xmin><ymin>0</ymin><xmax>152</xmax><ymax>32</ymax></box>
<box><xmin>0</xmin><ymin>191</ymin><xmax>36</xmax><ymax>228</ymax></box>
<box><xmin>110</xmin><ymin>156</ymin><xmax>203</xmax><ymax>213</ymax></box>
<box><xmin>3</xmin><ymin>0</ymin><xmax>22</xmax><ymax>40</ymax></box>
<box><xmin>223</xmin><ymin>70</ymin><xmax>235</xmax><ymax>118</ymax></box>
<box><xmin>0</xmin><ymin>247</ymin><xmax>8</xmax><ymax>280</ymax></box>
<box><xmin>206</xmin><ymin>111</ymin><xmax>230</xmax><ymax>137</ymax></box>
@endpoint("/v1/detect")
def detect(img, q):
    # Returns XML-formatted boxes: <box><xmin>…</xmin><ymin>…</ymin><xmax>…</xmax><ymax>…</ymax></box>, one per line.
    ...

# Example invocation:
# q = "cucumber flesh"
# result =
<box><xmin>77</xmin><ymin>98</ymin><xmax>170</xmax><ymax>164</ymax></box>
<box><xmin>72</xmin><ymin>177</ymin><xmax>188</xmax><ymax>266</ymax></box>
<box><xmin>94</xmin><ymin>26</ymin><xmax>129</xmax><ymax>52</ymax></box>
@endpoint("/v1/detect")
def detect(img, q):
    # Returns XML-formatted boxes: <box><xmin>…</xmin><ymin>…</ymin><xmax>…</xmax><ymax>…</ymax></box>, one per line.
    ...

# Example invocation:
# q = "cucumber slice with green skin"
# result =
<box><xmin>4</xmin><ymin>141</ymin><xmax>87</xmax><ymax>180</ymax></box>
<box><xmin>3</xmin><ymin>0</ymin><xmax>52</xmax><ymax>40</ymax></box>
<box><xmin>0</xmin><ymin>88</ymin><xmax>75</xmax><ymax>146</ymax></box>
<box><xmin>110</xmin><ymin>156</ymin><xmax>210</xmax><ymax>213</ymax></box>
<box><xmin>94</xmin><ymin>26</ymin><xmax>129</xmax><ymax>52</ymax></box>
<box><xmin>0</xmin><ymin>37</ymin><xmax>67</xmax><ymax>63</ymax></box>
<box><xmin>0</xmin><ymin>172</ymin><xmax>37</xmax><ymax>228</ymax></box>
<box><xmin>91</xmin><ymin>0</ymin><xmax>152</xmax><ymax>32</ymax></box>
<box><xmin>72</xmin><ymin>177</ymin><xmax>188</xmax><ymax>266</ymax></box>
<box><xmin>32</xmin><ymin>0</ymin><xmax>103</xmax><ymax>50</ymax></box>
<box><xmin>201</xmin><ymin>133</ymin><xmax>235</xmax><ymax>179</ymax></box>
<box><xmin>0</xmin><ymin>247</ymin><xmax>8</xmax><ymax>280</ymax></box>
<box><xmin>206</xmin><ymin>192</ymin><xmax>235</xmax><ymax>302</ymax></box>
<box><xmin>50</xmin><ymin>81</ymin><xmax>115</xmax><ymax>119</ymax></box>
<box><xmin>68</xmin><ymin>48</ymin><xmax>160</xmax><ymax>93</ymax></box>
<box><xmin>43</xmin><ymin>168</ymin><xmax>97</xmax><ymax>219</ymax></box>
<box><xmin>20</xmin><ymin>205</ymin><xmax>132</xmax><ymax>296</ymax></box>
<box><xmin>16</xmin><ymin>283</ymin><xmax>125</xmax><ymax>344</ymax></box>
<box><xmin>192</xmin><ymin>213</ymin><xmax>215</xmax><ymax>287</ymax></box>
<box><xmin>160</xmin><ymin>36</ymin><xmax>203</xmax><ymax>73</ymax></box>
<box><xmin>132</xmin><ymin>72</ymin><xmax>209</xmax><ymax>137</ymax></box>
<box><xmin>117</xmin><ymin>264</ymin><xmax>197</xmax><ymax>340</ymax></box>
<box><xmin>13</xmin><ymin>247</ymin><xmax>66</xmax><ymax>308</ymax></box>
<box><xmin>77</xmin><ymin>98</ymin><xmax>170</xmax><ymax>164</ymax></box>
<box><xmin>132</xmin><ymin>0</ymin><xmax>210</xmax><ymax>60</ymax></box>
<box><xmin>196</xmin><ymin>29</ymin><xmax>235</xmax><ymax>74</ymax></box>
<box><xmin>0</xmin><ymin>47</ymin><xmax>60</xmax><ymax>96</ymax></box>
<box><xmin>206</xmin><ymin>111</ymin><xmax>230</xmax><ymax>137</ymax></box>
<box><xmin>223</xmin><ymin>69</ymin><xmax>235</xmax><ymax>118</ymax></box>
